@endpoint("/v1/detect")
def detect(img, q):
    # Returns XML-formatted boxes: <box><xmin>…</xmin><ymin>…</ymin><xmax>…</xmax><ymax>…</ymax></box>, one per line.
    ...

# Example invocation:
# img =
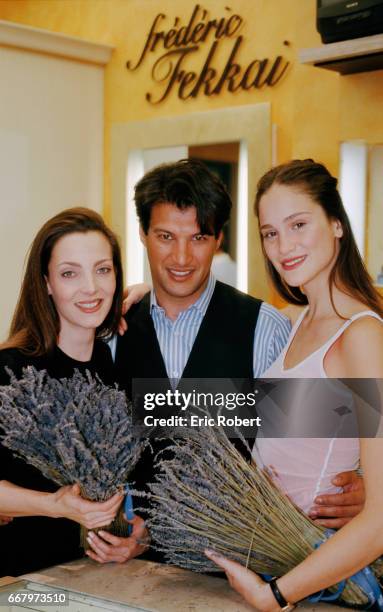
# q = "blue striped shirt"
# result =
<box><xmin>150</xmin><ymin>275</ymin><xmax>291</xmax><ymax>383</ymax></box>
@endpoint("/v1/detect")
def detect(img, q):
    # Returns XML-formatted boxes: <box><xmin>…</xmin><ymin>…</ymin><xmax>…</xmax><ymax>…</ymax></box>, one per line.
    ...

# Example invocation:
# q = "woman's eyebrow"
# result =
<box><xmin>57</xmin><ymin>258</ymin><xmax>112</xmax><ymax>267</ymax></box>
<box><xmin>283</xmin><ymin>211</ymin><xmax>312</xmax><ymax>222</ymax></box>
<box><xmin>260</xmin><ymin>211</ymin><xmax>312</xmax><ymax>230</ymax></box>
<box><xmin>57</xmin><ymin>261</ymin><xmax>81</xmax><ymax>267</ymax></box>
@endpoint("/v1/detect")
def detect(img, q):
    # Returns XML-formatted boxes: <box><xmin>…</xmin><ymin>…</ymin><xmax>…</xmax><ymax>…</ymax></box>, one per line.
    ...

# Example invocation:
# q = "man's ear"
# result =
<box><xmin>139</xmin><ymin>226</ymin><xmax>147</xmax><ymax>246</ymax></box>
<box><xmin>45</xmin><ymin>275</ymin><xmax>52</xmax><ymax>295</ymax></box>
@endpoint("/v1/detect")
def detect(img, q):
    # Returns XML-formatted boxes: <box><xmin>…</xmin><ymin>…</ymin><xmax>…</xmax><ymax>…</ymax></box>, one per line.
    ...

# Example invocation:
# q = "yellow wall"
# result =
<box><xmin>0</xmin><ymin>0</ymin><xmax>381</xmax><ymax>223</ymax></box>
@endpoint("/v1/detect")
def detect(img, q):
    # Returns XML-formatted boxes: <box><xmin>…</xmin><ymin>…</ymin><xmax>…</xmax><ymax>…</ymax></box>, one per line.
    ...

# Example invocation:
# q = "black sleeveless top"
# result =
<box><xmin>0</xmin><ymin>341</ymin><xmax>114</xmax><ymax>577</ymax></box>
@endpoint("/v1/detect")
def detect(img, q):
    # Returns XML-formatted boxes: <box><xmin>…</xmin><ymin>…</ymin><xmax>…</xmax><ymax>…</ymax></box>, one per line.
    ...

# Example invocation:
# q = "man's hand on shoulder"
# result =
<box><xmin>118</xmin><ymin>283</ymin><xmax>151</xmax><ymax>335</ymax></box>
<box><xmin>308</xmin><ymin>470</ymin><xmax>365</xmax><ymax>529</ymax></box>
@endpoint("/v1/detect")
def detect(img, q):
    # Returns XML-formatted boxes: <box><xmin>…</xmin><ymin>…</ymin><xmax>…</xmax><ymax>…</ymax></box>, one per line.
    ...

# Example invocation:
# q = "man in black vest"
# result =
<box><xmin>114</xmin><ymin>159</ymin><xmax>293</xmax><ymax>385</ymax></box>
<box><xmin>86</xmin><ymin>159</ymin><xmax>364</xmax><ymax>565</ymax></box>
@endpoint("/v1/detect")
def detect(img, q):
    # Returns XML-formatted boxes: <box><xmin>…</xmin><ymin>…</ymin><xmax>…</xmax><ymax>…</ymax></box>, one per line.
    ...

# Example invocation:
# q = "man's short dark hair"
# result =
<box><xmin>134</xmin><ymin>159</ymin><xmax>232</xmax><ymax>237</ymax></box>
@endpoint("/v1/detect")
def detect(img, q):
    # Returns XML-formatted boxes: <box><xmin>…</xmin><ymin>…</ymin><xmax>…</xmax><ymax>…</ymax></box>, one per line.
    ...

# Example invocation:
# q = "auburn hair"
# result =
<box><xmin>3</xmin><ymin>207</ymin><xmax>123</xmax><ymax>355</ymax></box>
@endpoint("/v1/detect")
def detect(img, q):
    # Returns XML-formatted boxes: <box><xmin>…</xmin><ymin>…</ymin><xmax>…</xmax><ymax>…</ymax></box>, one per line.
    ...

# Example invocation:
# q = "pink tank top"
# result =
<box><xmin>253</xmin><ymin>309</ymin><xmax>382</xmax><ymax>514</ymax></box>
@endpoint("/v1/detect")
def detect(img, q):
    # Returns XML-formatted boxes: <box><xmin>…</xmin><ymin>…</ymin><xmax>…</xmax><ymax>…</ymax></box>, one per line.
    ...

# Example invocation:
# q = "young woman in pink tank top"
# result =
<box><xmin>206</xmin><ymin>160</ymin><xmax>383</xmax><ymax>610</ymax></box>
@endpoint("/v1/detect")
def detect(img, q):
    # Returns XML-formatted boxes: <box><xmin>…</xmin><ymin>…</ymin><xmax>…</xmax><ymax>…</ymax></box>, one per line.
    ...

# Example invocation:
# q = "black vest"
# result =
<box><xmin>116</xmin><ymin>282</ymin><xmax>262</xmax><ymax>552</ymax></box>
<box><xmin>115</xmin><ymin>281</ymin><xmax>262</xmax><ymax>389</ymax></box>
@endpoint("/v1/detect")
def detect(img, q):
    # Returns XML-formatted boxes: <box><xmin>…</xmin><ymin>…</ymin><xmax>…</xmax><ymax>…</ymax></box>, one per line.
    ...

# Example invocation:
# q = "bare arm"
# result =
<box><xmin>308</xmin><ymin>318</ymin><xmax>383</xmax><ymax>527</ymax></box>
<box><xmin>0</xmin><ymin>480</ymin><xmax>123</xmax><ymax>529</ymax></box>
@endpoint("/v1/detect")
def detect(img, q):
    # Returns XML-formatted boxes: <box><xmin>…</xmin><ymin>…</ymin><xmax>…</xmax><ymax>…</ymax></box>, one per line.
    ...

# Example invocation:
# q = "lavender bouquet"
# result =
<box><xmin>143</xmin><ymin>421</ymin><xmax>383</xmax><ymax>608</ymax></box>
<box><xmin>0</xmin><ymin>366</ymin><xmax>148</xmax><ymax>543</ymax></box>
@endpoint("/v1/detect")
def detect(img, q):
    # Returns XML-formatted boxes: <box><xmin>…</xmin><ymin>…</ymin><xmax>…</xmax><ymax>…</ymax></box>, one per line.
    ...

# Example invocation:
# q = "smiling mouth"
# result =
<box><xmin>281</xmin><ymin>256</ymin><xmax>307</xmax><ymax>271</ymax></box>
<box><xmin>167</xmin><ymin>269</ymin><xmax>194</xmax><ymax>280</ymax></box>
<box><xmin>75</xmin><ymin>299</ymin><xmax>103</xmax><ymax>313</ymax></box>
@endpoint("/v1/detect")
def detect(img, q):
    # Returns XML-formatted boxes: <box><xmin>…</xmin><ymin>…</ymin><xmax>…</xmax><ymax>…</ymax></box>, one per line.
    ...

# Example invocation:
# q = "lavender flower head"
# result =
<box><xmin>0</xmin><ymin>366</ymin><xmax>147</xmax><ymax>501</ymax></box>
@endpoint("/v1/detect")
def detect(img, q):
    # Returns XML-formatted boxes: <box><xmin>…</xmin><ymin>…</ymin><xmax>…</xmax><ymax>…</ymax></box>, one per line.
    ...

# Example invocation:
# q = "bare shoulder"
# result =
<box><xmin>343</xmin><ymin>314</ymin><xmax>383</xmax><ymax>339</ymax></box>
<box><xmin>279</xmin><ymin>304</ymin><xmax>304</xmax><ymax>325</ymax></box>
<box><xmin>338</xmin><ymin>314</ymin><xmax>383</xmax><ymax>377</ymax></box>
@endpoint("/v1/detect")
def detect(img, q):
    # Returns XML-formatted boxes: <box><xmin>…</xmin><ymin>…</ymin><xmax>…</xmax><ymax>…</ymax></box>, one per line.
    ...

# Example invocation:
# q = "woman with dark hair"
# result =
<box><xmin>255</xmin><ymin>159</ymin><xmax>382</xmax><ymax>318</ymax></box>
<box><xmin>206</xmin><ymin>160</ymin><xmax>383</xmax><ymax>610</ymax></box>
<box><xmin>0</xmin><ymin>207</ymin><xmax>124</xmax><ymax>577</ymax></box>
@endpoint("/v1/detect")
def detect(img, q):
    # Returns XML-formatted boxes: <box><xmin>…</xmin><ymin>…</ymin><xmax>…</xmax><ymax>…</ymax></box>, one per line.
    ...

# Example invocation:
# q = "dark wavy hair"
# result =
<box><xmin>134</xmin><ymin>158</ymin><xmax>232</xmax><ymax>237</ymax></box>
<box><xmin>4</xmin><ymin>207</ymin><xmax>123</xmax><ymax>355</ymax></box>
<box><xmin>254</xmin><ymin>159</ymin><xmax>383</xmax><ymax>317</ymax></box>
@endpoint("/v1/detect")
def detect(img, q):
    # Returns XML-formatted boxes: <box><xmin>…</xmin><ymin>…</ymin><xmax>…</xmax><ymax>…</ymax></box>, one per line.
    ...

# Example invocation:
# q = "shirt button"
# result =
<box><xmin>172</xmin><ymin>371</ymin><xmax>179</xmax><ymax>377</ymax></box>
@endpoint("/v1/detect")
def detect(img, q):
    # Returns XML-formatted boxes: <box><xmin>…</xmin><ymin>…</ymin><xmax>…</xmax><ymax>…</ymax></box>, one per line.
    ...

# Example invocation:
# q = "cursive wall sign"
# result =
<box><xmin>126</xmin><ymin>4</ymin><xmax>290</xmax><ymax>104</ymax></box>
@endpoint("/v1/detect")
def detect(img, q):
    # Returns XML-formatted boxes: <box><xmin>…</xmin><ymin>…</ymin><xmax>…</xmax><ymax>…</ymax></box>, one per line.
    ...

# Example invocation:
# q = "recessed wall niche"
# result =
<box><xmin>111</xmin><ymin>104</ymin><xmax>271</xmax><ymax>299</ymax></box>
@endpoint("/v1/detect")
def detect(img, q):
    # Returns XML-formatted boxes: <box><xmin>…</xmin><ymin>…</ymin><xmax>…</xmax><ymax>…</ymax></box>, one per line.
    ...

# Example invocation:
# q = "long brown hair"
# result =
<box><xmin>3</xmin><ymin>207</ymin><xmax>123</xmax><ymax>355</ymax></box>
<box><xmin>254</xmin><ymin>159</ymin><xmax>383</xmax><ymax>317</ymax></box>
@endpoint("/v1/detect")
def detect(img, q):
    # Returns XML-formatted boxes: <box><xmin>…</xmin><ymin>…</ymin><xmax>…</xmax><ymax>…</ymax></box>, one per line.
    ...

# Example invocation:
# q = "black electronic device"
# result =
<box><xmin>317</xmin><ymin>0</ymin><xmax>383</xmax><ymax>43</ymax></box>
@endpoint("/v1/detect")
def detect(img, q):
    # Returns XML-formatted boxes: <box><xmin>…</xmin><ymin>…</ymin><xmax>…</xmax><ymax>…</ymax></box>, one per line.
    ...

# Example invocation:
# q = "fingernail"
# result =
<box><xmin>309</xmin><ymin>510</ymin><xmax>318</xmax><ymax>518</ymax></box>
<box><xmin>316</xmin><ymin>497</ymin><xmax>323</xmax><ymax>504</ymax></box>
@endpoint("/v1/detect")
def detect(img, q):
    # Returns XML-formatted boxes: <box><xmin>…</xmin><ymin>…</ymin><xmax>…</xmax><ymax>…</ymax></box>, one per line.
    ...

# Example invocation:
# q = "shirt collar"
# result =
<box><xmin>150</xmin><ymin>274</ymin><xmax>216</xmax><ymax>318</ymax></box>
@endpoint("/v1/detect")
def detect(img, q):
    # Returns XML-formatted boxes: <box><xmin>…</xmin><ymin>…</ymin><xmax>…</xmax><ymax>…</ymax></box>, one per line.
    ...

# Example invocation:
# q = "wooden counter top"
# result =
<box><xmin>19</xmin><ymin>558</ymin><xmax>358</xmax><ymax>612</ymax></box>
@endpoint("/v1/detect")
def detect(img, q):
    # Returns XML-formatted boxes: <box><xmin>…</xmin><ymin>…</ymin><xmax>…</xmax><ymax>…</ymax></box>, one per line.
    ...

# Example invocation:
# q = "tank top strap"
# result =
<box><xmin>349</xmin><ymin>310</ymin><xmax>382</xmax><ymax>323</ymax></box>
<box><xmin>318</xmin><ymin>310</ymin><xmax>382</xmax><ymax>356</ymax></box>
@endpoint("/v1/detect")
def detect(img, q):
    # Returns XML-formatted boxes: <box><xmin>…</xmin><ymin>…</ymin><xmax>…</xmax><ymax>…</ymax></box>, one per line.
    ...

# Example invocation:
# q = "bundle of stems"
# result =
<box><xmin>145</xmin><ymin>420</ymin><xmax>381</xmax><ymax>607</ymax></box>
<box><xmin>0</xmin><ymin>366</ymin><xmax>148</xmax><ymax>542</ymax></box>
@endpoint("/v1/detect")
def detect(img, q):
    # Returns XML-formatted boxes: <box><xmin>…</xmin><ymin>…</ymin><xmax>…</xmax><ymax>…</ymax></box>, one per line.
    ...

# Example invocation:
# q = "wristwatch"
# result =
<box><xmin>269</xmin><ymin>578</ymin><xmax>296</xmax><ymax>611</ymax></box>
